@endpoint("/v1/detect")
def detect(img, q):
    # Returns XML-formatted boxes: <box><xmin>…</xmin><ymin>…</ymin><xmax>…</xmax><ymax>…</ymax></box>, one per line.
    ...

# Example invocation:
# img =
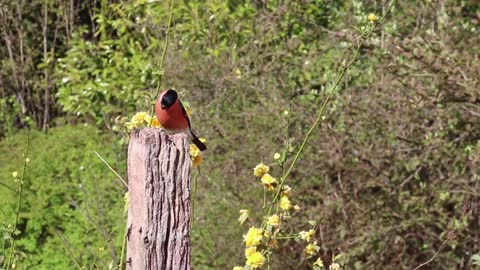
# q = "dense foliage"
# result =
<box><xmin>1</xmin><ymin>0</ymin><xmax>479</xmax><ymax>269</ymax></box>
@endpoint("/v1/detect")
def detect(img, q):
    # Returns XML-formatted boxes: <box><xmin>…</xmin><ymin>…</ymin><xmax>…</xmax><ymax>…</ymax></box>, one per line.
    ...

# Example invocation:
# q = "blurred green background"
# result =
<box><xmin>0</xmin><ymin>0</ymin><xmax>479</xmax><ymax>269</ymax></box>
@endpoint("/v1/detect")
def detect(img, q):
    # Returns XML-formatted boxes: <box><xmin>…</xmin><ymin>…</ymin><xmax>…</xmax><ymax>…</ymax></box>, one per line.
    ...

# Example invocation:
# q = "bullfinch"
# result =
<box><xmin>155</xmin><ymin>89</ymin><xmax>207</xmax><ymax>151</ymax></box>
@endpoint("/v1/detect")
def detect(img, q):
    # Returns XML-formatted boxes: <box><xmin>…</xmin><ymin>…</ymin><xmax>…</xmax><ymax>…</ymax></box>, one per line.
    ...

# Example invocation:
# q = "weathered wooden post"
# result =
<box><xmin>126</xmin><ymin>128</ymin><xmax>191</xmax><ymax>270</ymax></box>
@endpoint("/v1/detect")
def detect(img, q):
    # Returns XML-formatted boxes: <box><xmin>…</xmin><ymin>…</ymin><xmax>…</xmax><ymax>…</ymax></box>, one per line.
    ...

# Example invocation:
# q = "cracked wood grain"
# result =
<box><xmin>127</xmin><ymin>128</ymin><xmax>191</xmax><ymax>270</ymax></box>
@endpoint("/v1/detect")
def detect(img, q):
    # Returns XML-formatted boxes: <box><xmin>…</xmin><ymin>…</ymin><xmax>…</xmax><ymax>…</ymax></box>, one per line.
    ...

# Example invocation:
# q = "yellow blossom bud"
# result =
<box><xmin>314</xmin><ymin>257</ymin><xmax>324</xmax><ymax>267</ymax></box>
<box><xmin>246</xmin><ymin>251</ymin><xmax>265</xmax><ymax>269</ymax></box>
<box><xmin>279</xmin><ymin>195</ymin><xmax>292</xmax><ymax>210</ymax></box>
<box><xmin>329</xmin><ymin>262</ymin><xmax>341</xmax><ymax>270</ymax></box>
<box><xmin>253</xmin><ymin>163</ymin><xmax>269</xmax><ymax>177</ymax></box>
<box><xmin>368</xmin><ymin>13</ymin><xmax>377</xmax><ymax>22</ymax></box>
<box><xmin>261</xmin><ymin>174</ymin><xmax>278</xmax><ymax>191</ymax></box>
<box><xmin>244</xmin><ymin>246</ymin><xmax>256</xmax><ymax>257</ymax></box>
<box><xmin>25</xmin><ymin>158</ymin><xmax>30</xmax><ymax>164</ymax></box>
<box><xmin>150</xmin><ymin>118</ymin><xmax>162</xmax><ymax>128</ymax></box>
<box><xmin>305</xmin><ymin>241</ymin><xmax>320</xmax><ymax>256</ymax></box>
<box><xmin>238</xmin><ymin>209</ymin><xmax>249</xmax><ymax>224</ymax></box>
<box><xmin>299</xmin><ymin>229</ymin><xmax>315</xmax><ymax>242</ymax></box>
<box><xmin>235</xmin><ymin>69</ymin><xmax>242</xmax><ymax>79</ymax></box>
<box><xmin>244</xmin><ymin>227</ymin><xmax>263</xmax><ymax>247</ymax></box>
<box><xmin>190</xmin><ymin>144</ymin><xmax>200</xmax><ymax>158</ymax></box>
<box><xmin>266</xmin><ymin>214</ymin><xmax>280</xmax><ymax>227</ymax></box>
<box><xmin>232</xmin><ymin>267</ymin><xmax>243</xmax><ymax>270</ymax></box>
<box><xmin>12</xmin><ymin>171</ymin><xmax>18</xmax><ymax>178</ymax></box>
<box><xmin>273</xmin><ymin>153</ymin><xmax>281</xmax><ymax>160</ymax></box>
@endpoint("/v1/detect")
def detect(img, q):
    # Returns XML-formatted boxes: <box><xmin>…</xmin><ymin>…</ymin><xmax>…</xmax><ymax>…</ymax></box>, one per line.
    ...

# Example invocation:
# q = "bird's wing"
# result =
<box><xmin>179</xmin><ymin>100</ymin><xmax>192</xmax><ymax>130</ymax></box>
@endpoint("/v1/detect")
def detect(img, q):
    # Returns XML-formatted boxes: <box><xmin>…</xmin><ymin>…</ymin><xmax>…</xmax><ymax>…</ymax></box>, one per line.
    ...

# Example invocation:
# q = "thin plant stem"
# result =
<box><xmin>6</xmin><ymin>129</ymin><xmax>30</xmax><ymax>270</ymax></box>
<box><xmin>46</xmin><ymin>220</ymin><xmax>83</xmax><ymax>270</ymax></box>
<box><xmin>0</xmin><ymin>182</ymin><xmax>17</xmax><ymax>193</ymax></box>
<box><xmin>94</xmin><ymin>151</ymin><xmax>128</xmax><ymax>188</ymax></box>
<box><xmin>151</xmin><ymin>0</ymin><xmax>175</xmax><ymax>114</ymax></box>
<box><xmin>264</xmin><ymin>0</ymin><xmax>398</xmax><ymax>221</ymax></box>
<box><xmin>191</xmin><ymin>166</ymin><xmax>200</xmax><ymax>225</ymax></box>
<box><xmin>119</xmin><ymin>218</ymin><xmax>128</xmax><ymax>270</ymax></box>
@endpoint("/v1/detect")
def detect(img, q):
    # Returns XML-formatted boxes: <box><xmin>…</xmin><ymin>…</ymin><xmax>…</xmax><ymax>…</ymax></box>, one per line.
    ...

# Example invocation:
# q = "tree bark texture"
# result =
<box><xmin>127</xmin><ymin>128</ymin><xmax>191</xmax><ymax>270</ymax></box>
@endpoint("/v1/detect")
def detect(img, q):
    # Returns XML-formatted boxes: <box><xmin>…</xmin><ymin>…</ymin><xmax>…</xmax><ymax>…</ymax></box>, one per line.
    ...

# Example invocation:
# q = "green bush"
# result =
<box><xmin>0</xmin><ymin>125</ymin><xmax>126</xmax><ymax>269</ymax></box>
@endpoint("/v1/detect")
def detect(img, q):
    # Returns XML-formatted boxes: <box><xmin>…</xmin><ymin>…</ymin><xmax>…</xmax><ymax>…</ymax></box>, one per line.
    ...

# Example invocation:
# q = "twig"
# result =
<box><xmin>119</xmin><ymin>218</ymin><xmax>128</xmax><ymax>270</ymax></box>
<box><xmin>6</xmin><ymin>129</ymin><xmax>30</xmax><ymax>270</ymax></box>
<box><xmin>265</xmin><ymin>0</ymin><xmax>398</xmax><ymax>219</ymax></box>
<box><xmin>151</xmin><ymin>0</ymin><xmax>175</xmax><ymax>114</ymax></box>
<box><xmin>94</xmin><ymin>151</ymin><xmax>128</xmax><ymax>188</ymax></box>
<box><xmin>191</xmin><ymin>166</ymin><xmax>200</xmax><ymax>224</ymax></box>
<box><xmin>0</xmin><ymin>182</ymin><xmax>17</xmax><ymax>193</ymax></box>
<box><xmin>46</xmin><ymin>220</ymin><xmax>83</xmax><ymax>270</ymax></box>
<box><xmin>412</xmin><ymin>231</ymin><xmax>456</xmax><ymax>270</ymax></box>
<box><xmin>412</xmin><ymin>203</ymin><xmax>471</xmax><ymax>269</ymax></box>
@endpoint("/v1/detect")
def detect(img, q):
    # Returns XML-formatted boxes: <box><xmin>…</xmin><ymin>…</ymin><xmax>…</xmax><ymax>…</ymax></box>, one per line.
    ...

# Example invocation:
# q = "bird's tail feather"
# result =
<box><xmin>191</xmin><ymin>133</ymin><xmax>207</xmax><ymax>151</ymax></box>
<box><xmin>192</xmin><ymin>137</ymin><xmax>207</xmax><ymax>151</ymax></box>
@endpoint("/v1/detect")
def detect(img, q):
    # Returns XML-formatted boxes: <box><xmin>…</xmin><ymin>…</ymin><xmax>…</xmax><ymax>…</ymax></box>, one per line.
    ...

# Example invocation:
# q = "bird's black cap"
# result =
<box><xmin>161</xmin><ymin>89</ymin><xmax>178</xmax><ymax>109</ymax></box>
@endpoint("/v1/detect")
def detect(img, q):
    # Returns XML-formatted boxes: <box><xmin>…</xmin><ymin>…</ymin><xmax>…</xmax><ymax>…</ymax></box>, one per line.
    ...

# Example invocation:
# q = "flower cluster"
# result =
<box><xmin>241</xmin><ymin>227</ymin><xmax>265</xmax><ymax>269</ymax></box>
<box><xmin>189</xmin><ymin>138</ymin><xmax>206</xmax><ymax>167</ymax></box>
<box><xmin>298</xmin><ymin>226</ymin><xmax>322</xmax><ymax>263</ymax></box>
<box><xmin>125</xmin><ymin>112</ymin><xmax>161</xmax><ymax>131</ymax></box>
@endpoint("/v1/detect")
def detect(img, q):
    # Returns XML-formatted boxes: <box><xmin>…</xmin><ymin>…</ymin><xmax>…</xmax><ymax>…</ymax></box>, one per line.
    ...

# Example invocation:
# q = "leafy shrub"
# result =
<box><xmin>0</xmin><ymin>125</ymin><xmax>126</xmax><ymax>269</ymax></box>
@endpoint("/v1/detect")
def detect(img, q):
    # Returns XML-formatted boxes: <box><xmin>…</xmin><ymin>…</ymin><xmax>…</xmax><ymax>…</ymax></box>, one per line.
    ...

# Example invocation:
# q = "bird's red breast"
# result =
<box><xmin>155</xmin><ymin>90</ymin><xmax>189</xmax><ymax>131</ymax></box>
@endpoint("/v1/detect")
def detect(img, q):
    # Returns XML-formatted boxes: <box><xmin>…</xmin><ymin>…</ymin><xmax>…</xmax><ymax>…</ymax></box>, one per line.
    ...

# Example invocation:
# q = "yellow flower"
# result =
<box><xmin>244</xmin><ymin>246</ymin><xmax>256</xmax><ymax>257</ymax></box>
<box><xmin>261</xmin><ymin>173</ymin><xmax>278</xmax><ymax>191</ymax></box>
<box><xmin>246</xmin><ymin>251</ymin><xmax>265</xmax><ymax>269</ymax></box>
<box><xmin>192</xmin><ymin>155</ymin><xmax>202</xmax><ymax>167</ymax></box>
<box><xmin>305</xmin><ymin>241</ymin><xmax>320</xmax><ymax>256</ymax></box>
<box><xmin>239</xmin><ymin>209</ymin><xmax>249</xmax><ymax>224</ymax></box>
<box><xmin>232</xmin><ymin>267</ymin><xmax>243</xmax><ymax>270</ymax></box>
<box><xmin>329</xmin><ymin>262</ymin><xmax>341</xmax><ymax>270</ymax></box>
<box><xmin>132</xmin><ymin>111</ymin><xmax>151</xmax><ymax>125</ymax></box>
<box><xmin>313</xmin><ymin>257</ymin><xmax>324</xmax><ymax>267</ymax></box>
<box><xmin>299</xmin><ymin>229</ymin><xmax>315</xmax><ymax>242</ymax></box>
<box><xmin>244</xmin><ymin>227</ymin><xmax>263</xmax><ymax>247</ymax></box>
<box><xmin>150</xmin><ymin>118</ymin><xmax>162</xmax><ymax>128</ymax></box>
<box><xmin>279</xmin><ymin>195</ymin><xmax>292</xmax><ymax>210</ymax></box>
<box><xmin>235</xmin><ymin>68</ymin><xmax>242</xmax><ymax>79</ymax></box>
<box><xmin>125</xmin><ymin>112</ymin><xmax>152</xmax><ymax>131</ymax></box>
<box><xmin>266</xmin><ymin>214</ymin><xmax>280</xmax><ymax>227</ymax></box>
<box><xmin>273</xmin><ymin>152</ymin><xmax>281</xmax><ymax>160</ymax></box>
<box><xmin>368</xmin><ymin>13</ymin><xmax>377</xmax><ymax>22</ymax></box>
<box><xmin>12</xmin><ymin>171</ymin><xmax>18</xmax><ymax>178</ymax></box>
<box><xmin>190</xmin><ymin>144</ymin><xmax>200</xmax><ymax>158</ymax></box>
<box><xmin>253</xmin><ymin>163</ymin><xmax>269</xmax><ymax>177</ymax></box>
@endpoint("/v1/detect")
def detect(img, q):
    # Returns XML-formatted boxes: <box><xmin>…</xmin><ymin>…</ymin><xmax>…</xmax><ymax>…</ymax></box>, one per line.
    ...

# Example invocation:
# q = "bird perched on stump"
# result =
<box><xmin>155</xmin><ymin>89</ymin><xmax>207</xmax><ymax>151</ymax></box>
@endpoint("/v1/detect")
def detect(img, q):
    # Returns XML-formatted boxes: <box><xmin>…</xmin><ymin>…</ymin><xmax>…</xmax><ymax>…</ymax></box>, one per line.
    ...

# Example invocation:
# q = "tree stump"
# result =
<box><xmin>127</xmin><ymin>128</ymin><xmax>191</xmax><ymax>270</ymax></box>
